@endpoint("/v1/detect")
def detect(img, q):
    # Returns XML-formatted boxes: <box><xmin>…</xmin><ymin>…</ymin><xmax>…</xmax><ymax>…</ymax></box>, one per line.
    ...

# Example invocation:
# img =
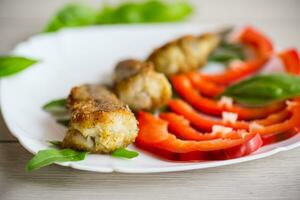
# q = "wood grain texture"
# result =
<box><xmin>0</xmin><ymin>0</ymin><xmax>300</xmax><ymax>199</ymax></box>
<box><xmin>1</xmin><ymin>143</ymin><xmax>300</xmax><ymax>200</ymax></box>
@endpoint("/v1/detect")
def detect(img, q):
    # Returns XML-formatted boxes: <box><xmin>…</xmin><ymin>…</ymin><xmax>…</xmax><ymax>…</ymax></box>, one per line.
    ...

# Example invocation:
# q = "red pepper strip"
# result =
<box><xmin>278</xmin><ymin>49</ymin><xmax>300</xmax><ymax>75</ymax></box>
<box><xmin>238</xmin><ymin>26</ymin><xmax>274</xmax><ymax>58</ymax></box>
<box><xmin>162</xmin><ymin>106</ymin><xmax>292</xmax><ymax>143</ymax></box>
<box><xmin>159</xmin><ymin>112</ymin><xmax>242</xmax><ymax>140</ymax></box>
<box><xmin>197</xmin><ymin>26</ymin><xmax>274</xmax><ymax>85</ymax></box>
<box><xmin>255</xmin><ymin>110</ymin><xmax>291</xmax><ymax>126</ymax></box>
<box><xmin>209</xmin><ymin>133</ymin><xmax>263</xmax><ymax>160</ymax></box>
<box><xmin>198</xmin><ymin>58</ymin><xmax>268</xmax><ymax>85</ymax></box>
<box><xmin>136</xmin><ymin>133</ymin><xmax>263</xmax><ymax>161</ymax></box>
<box><xmin>262</xmin><ymin>127</ymin><xmax>299</xmax><ymax>146</ymax></box>
<box><xmin>168</xmin><ymin>99</ymin><xmax>249</xmax><ymax>131</ymax></box>
<box><xmin>171</xmin><ymin>75</ymin><xmax>285</xmax><ymax>120</ymax></box>
<box><xmin>168</xmin><ymin>98</ymin><xmax>299</xmax><ymax>138</ymax></box>
<box><xmin>187</xmin><ymin>71</ymin><xmax>225</xmax><ymax>97</ymax></box>
<box><xmin>253</xmin><ymin>102</ymin><xmax>300</xmax><ymax>136</ymax></box>
<box><xmin>136</xmin><ymin>112</ymin><xmax>253</xmax><ymax>153</ymax></box>
<box><xmin>136</xmin><ymin>111</ymin><xmax>169</xmax><ymax>145</ymax></box>
<box><xmin>135</xmin><ymin>112</ymin><xmax>262</xmax><ymax>161</ymax></box>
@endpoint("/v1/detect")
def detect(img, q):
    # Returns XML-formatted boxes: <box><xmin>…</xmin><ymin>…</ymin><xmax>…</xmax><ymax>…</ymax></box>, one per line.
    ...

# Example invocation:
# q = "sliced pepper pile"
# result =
<box><xmin>135</xmin><ymin>26</ymin><xmax>300</xmax><ymax>161</ymax></box>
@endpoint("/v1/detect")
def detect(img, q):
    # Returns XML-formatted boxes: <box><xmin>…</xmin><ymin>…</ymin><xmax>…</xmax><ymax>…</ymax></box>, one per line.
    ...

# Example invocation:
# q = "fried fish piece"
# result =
<box><xmin>114</xmin><ymin>59</ymin><xmax>172</xmax><ymax>111</ymax></box>
<box><xmin>62</xmin><ymin>84</ymin><xmax>138</xmax><ymax>153</ymax></box>
<box><xmin>147</xmin><ymin>33</ymin><xmax>220</xmax><ymax>77</ymax></box>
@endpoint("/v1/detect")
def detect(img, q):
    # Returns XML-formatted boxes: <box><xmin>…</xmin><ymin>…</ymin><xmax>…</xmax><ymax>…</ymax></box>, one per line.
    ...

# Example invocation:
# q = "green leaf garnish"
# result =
<box><xmin>44</xmin><ymin>1</ymin><xmax>193</xmax><ymax>32</ymax></box>
<box><xmin>97</xmin><ymin>1</ymin><xmax>193</xmax><ymax>24</ymax></box>
<box><xmin>48</xmin><ymin>140</ymin><xmax>63</xmax><ymax>147</ymax></box>
<box><xmin>43</xmin><ymin>98</ymin><xmax>67</xmax><ymax>113</ymax></box>
<box><xmin>209</xmin><ymin>41</ymin><xmax>245</xmax><ymax>64</ymax></box>
<box><xmin>0</xmin><ymin>56</ymin><xmax>38</xmax><ymax>77</ymax></box>
<box><xmin>56</xmin><ymin>119</ymin><xmax>70</xmax><ymax>127</ymax></box>
<box><xmin>111</xmin><ymin>148</ymin><xmax>139</xmax><ymax>159</ymax></box>
<box><xmin>221</xmin><ymin>74</ymin><xmax>300</xmax><ymax>106</ymax></box>
<box><xmin>139</xmin><ymin>0</ymin><xmax>193</xmax><ymax>22</ymax></box>
<box><xmin>44</xmin><ymin>3</ymin><xmax>98</xmax><ymax>32</ymax></box>
<box><xmin>26</xmin><ymin>149</ymin><xmax>87</xmax><ymax>171</ymax></box>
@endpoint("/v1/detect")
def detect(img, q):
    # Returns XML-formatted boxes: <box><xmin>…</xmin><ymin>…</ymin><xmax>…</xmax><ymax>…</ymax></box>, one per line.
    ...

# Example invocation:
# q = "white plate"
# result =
<box><xmin>2</xmin><ymin>24</ymin><xmax>300</xmax><ymax>173</ymax></box>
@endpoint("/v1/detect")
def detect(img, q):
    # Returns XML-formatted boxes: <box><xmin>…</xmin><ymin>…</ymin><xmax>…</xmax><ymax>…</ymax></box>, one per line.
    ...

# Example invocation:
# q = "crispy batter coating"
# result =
<box><xmin>62</xmin><ymin>84</ymin><xmax>138</xmax><ymax>153</ymax></box>
<box><xmin>114</xmin><ymin>59</ymin><xmax>148</xmax><ymax>83</ymax></box>
<box><xmin>114</xmin><ymin>60</ymin><xmax>172</xmax><ymax>111</ymax></box>
<box><xmin>147</xmin><ymin>33</ymin><xmax>220</xmax><ymax>77</ymax></box>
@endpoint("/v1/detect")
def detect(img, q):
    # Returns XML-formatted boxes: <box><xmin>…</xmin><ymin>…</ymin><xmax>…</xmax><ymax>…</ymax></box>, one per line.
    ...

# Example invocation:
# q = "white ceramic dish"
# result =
<box><xmin>2</xmin><ymin>24</ymin><xmax>300</xmax><ymax>173</ymax></box>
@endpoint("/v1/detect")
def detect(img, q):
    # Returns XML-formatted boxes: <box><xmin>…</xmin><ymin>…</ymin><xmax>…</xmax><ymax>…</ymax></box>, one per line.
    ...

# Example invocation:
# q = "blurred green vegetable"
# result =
<box><xmin>98</xmin><ymin>0</ymin><xmax>193</xmax><ymax>24</ymax></box>
<box><xmin>209</xmin><ymin>41</ymin><xmax>245</xmax><ymax>64</ymax></box>
<box><xmin>43</xmin><ymin>98</ymin><xmax>67</xmax><ymax>113</ymax></box>
<box><xmin>221</xmin><ymin>74</ymin><xmax>300</xmax><ymax>106</ymax></box>
<box><xmin>44</xmin><ymin>1</ymin><xmax>193</xmax><ymax>32</ymax></box>
<box><xmin>142</xmin><ymin>1</ymin><xmax>193</xmax><ymax>22</ymax></box>
<box><xmin>0</xmin><ymin>56</ymin><xmax>38</xmax><ymax>77</ymax></box>
<box><xmin>56</xmin><ymin>119</ymin><xmax>70</xmax><ymax>127</ymax></box>
<box><xmin>44</xmin><ymin>3</ymin><xmax>98</xmax><ymax>32</ymax></box>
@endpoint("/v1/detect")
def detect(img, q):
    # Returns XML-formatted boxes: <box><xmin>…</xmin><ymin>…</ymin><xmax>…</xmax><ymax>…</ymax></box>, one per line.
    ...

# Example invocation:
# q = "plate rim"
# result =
<box><xmin>2</xmin><ymin>24</ymin><xmax>300</xmax><ymax>173</ymax></box>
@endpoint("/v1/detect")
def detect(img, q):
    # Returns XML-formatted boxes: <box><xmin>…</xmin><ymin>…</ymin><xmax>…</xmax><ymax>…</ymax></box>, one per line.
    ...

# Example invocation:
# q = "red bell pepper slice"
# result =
<box><xmin>136</xmin><ymin>112</ymin><xmax>253</xmax><ymax>153</ymax></box>
<box><xmin>255</xmin><ymin>110</ymin><xmax>291</xmax><ymax>126</ymax></box>
<box><xmin>278</xmin><ymin>48</ymin><xmax>300</xmax><ymax>75</ymax></box>
<box><xmin>187</xmin><ymin>71</ymin><xmax>225</xmax><ymax>97</ymax></box>
<box><xmin>161</xmin><ymin>110</ymin><xmax>295</xmax><ymax>141</ymax></box>
<box><xmin>168</xmin><ymin>97</ymin><xmax>299</xmax><ymax>138</ymax></box>
<box><xmin>136</xmin><ymin>133</ymin><xmax>263</xmax><ymax>161</ymax></box>
<box><xmin>135</xmin><ymin>112</ymin><xmax>262</xmax><ymax>161</ymax></box>
<box><xmin>252</xmin><ymin>102</ymin><xmax>300</xmax><ymax>136</ymax></box>
<box><xmin>208</xmin><ymin>133</ymin><xmax>263</xmax><ymax>160</ymax></box>
<box><xmin>159</xmin><ymin>112</ymin><xmax>243</xmax><ymax>140</ymax></box>
<box><xmin>238</xmin><ymin>26</ymin><xmax>274</xmax><ymax>58</ymax></box>
<box><xmin>168</xmin><ymin>99</ymin><xmax>249</xmax><ymax>131</ymax></box>
<box><xmin>262</xmin><ymin>127</ymin><xmax>299</xmax><ymax>146</ymax></box>
<box><xmin>197</xmin><ymin>26</ymin><xmax>274</xmax><ymax>85</ymax></box>
<box><xmin>171</xmin><ymin>75</ymin><xmax>285</xmax><ymax>120</ymax></box>
<box><xmin>135</xmin><ymin>111</ymin><xmax>169</xmax><ymax>145</ymax></box>
<box><xmin>198</xmin><ymin>58</ymin><xmax>268</xmax><ymax>85</ymax></box>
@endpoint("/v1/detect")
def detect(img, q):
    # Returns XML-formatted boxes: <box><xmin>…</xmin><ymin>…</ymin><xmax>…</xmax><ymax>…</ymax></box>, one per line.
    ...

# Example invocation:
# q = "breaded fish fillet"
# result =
<box><xmin>62</xmin><ymin>84</ymin><xmax>138</xmax><ymax>153</ymax></box>
<box><xmin>114</xmin><ymin>60</ymin><xmax>172</xmax><ymax>111</ymax></box>
<box><xmin>147</xmin><ymin>33</ymin><xmax>220</xmax><ymax>77</ymax></box>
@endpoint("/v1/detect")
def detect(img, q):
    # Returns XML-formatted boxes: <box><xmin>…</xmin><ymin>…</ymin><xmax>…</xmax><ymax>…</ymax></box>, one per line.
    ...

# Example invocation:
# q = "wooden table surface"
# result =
<box><xmin>0</xmin><ymin>0</ymin><xmax>300</xmax><ymax>199</ymax></box>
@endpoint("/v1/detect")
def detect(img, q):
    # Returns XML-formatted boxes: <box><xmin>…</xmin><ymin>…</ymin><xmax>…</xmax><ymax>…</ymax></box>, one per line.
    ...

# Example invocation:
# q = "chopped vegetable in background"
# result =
<box><xmin>44</xmin><ymin>1</ymin><xmax>194</xmax><ymax>32</ymax></box>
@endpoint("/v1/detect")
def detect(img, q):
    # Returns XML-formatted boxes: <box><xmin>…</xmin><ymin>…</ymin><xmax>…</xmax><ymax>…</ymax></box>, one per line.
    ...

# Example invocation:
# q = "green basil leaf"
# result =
<box><xmin>44</xmin><ymin>3</ymin><xmax>98</xmax><ymax>32</ymax></box>
<box><xmin>111</xmin><ymin>148</ymin><xmax>139</xmax><ymax>159</ymax></box>
<box><xmin>0</xmin><ymin>56</ymin><xmax>38</xmax><ymax>77</ymax></box>
<box><xmin>96</xmin><ymin>0</ymin><xmax>193</xmax><ymax>24</ymax></box>
<box><xmin>43</xmin><ymin>98</ymin><xmax>67</xmax><ymax>113</ymax></box>
<box><xmin>56</xmin><ymin>119</ymin><xmax>70</xmax><ymax>127</ymax></box>
<box><xmin>113</xmin><ymin>3</ymin><xmax>144</xmax><ymax>23</ymax></box>
<box><xmin>48</xmin><ymin>140</ymin><xmax>63</xmax><ymax>147</ymax></box>
<box><xmin>96</xmin><ymin>6</ymin><xmax>117</xmax><ymax>24</ymax></box>
<box><xmin>26</xmin><ymin>149</ymin><xmax>87</xmax><ymax>171</ymax></box>
<box><xmin>221</xmin><ymin>74</ymin><xmax>300</xmax><ymax>106</ymax></box>
<box><xmin>209</xmin><ymin>41</ymin><xmax>245</xmax><ymax>64</ymax></box>
<box><xmin>45</xmin><ymin>1</ymin><xmax>193</xmax><ymax>32</ymax></box>
<box><xmin>142</xmin><ymin>1</ymin><xmax>193</xmax><ymax>22</ymax></box>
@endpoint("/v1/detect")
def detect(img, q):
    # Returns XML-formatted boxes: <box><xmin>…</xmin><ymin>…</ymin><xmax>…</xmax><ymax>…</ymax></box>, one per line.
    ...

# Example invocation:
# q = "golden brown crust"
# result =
<box><xmin>67</xmin><ymin>84</ymin><xmax>122</xmax><ymax>111</ymax></box>
<box><xmin>147</xmin><ymin>32</ymin><xmax>220</xmax><ymax>77</ymax></box>
<box><xmin>62</xmin><ymin>84</ymin><xmax>138</xmax><ymax>153</ymax></box>
<box><xmin>114</xmin><ymin>59</ymin><xmax>152</xmax><ymax>83</ymax></box>
<box><xmin>114</xmin><ymin>60</ymin><xmax>172</xmax><ymax>111</ymax></box>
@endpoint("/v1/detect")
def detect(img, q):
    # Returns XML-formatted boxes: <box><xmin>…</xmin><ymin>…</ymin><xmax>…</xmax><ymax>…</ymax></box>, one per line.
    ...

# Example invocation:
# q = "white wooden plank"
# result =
<box><xmin>0</xmin><ymin>0</ymin><xmax>299</xmax><ymax>20</ymax></box>
<box><xmin>0</xmin><ymin>143</ymin><xmax>300</xmax><ymax>200</ymax></box>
